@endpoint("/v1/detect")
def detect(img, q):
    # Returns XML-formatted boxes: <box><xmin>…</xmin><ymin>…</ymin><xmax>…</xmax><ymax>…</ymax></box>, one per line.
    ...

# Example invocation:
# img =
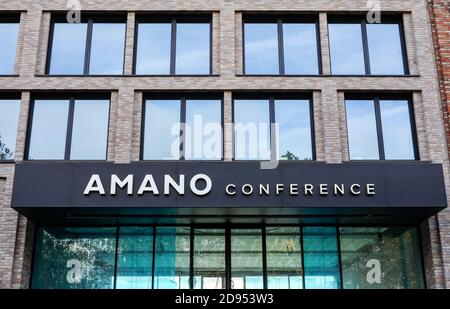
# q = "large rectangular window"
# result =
<box><xmin>329</xmin><ymin>17</ymin><xmax>408</xmax><ymax>75</ymax></box>
<box><xmin>32</xmin><ymin>227</ymin><xmax>117</xmax><ymax>289</ymax></box>
<box><xmin>0</xmin><ymin>97</ymin><xmax>21</xmax><ymax>160</ymax></box>
<box><xmin>32</xmin><ymin>226</ymin><xmax>425</xmax><ymax>289</ymax></box>
<box><xmin>243</xmin><ymin>16</ymin><xmax>320</xmax><ymax>75</ymax></box>
<box><xmin>47</xmin><ymin>15</ymin><xmax>126</xmax><ymax>75</ymax></box>
<box><xmin>116</xmin><ymin>227</ymin><xmax>153</xmax><ymax>289</ymax></box>
<box><xmin>266</xmin><ymin>227</ymin><xmax>303</xmax><ymax>289</ymax></box>
<box><xmin>154</xmin><ymin>227</ymin><xmax>190</xmax><ymax>289</ymax></box>
<box><xmin>303</xmin><ymin>227</ymin><xmax>341</xmax><ymax>289</ymax></box>
<box><xmin>340</xmin><ymin>227</ymin><xmax>424</xmax><ymax>289</ymax></box>
<box><xmin>0</xmin><ymin>15</ymin><xmax>20</xmax><ymax>75</ymax></box>
<box><xmin>234</xmin><ymin>96</ymin><xmax>314</xmax><ymax>160</ymax></box>
<box><xmin>231</xmin><ymin>229</ymin><xmax>264</xmax><ymax>289</ymax></box>
<box><xmin>345</xmin><ymin>95</ymin><xmax>418</xmax><ymax>160</ymax></box>
<box><xmin>234</xmin><ymin>99</ymin><xmax>271</xmax><ymax>160</ymax></box>
<box><xmin>135</xmin><ymin>15</ymin><xmax>211</xmax><ymax>75</ymax></box>
<box><xmin>27</xmin><ymin>96</ymin><xmax>110</xmax><ymax>160</ymax></box>
<box><xmin>142</xmin><ymin>96</ymin><xmax>222</xmax><ymax>160</ymax></box>
<box><xmin>193</xmin><ymin>229</ymin><xmax>226</xmax><ymax>289</ymax></box>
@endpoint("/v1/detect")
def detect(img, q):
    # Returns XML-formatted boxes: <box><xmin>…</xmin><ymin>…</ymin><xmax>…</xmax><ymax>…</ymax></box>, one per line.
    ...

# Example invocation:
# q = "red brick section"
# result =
<box><xmin>429</xmin><ymin>0</ymin><xmax>450</xmax><ymax>156</ymax></box>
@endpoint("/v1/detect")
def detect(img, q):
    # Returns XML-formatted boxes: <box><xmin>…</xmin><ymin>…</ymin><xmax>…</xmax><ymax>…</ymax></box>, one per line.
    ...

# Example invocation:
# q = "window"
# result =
<box><xmin>193</xmin><ymin>229</ymin><xmax>226</xmax><ymax>289</ymax></box>
<box><xmin>303</xmin><ymin>227</ymin><xmax>341</xmax><ymax>289</ymax></box>
<box><xmin>0</xmin><ymin>15</ymin><xmax>20</xmax><ymax>75</ymax></box>
<box><xmin>266</xmin><ymin>227</ymin><xmax>303</xmax><ymax>289</ymax></box>
<box><xmin>243</xmin><ymin>16</ymin><xmax>320</xmax><ymax>75</ymax></box>
<box><xmin>0</xmin><ymin>97</ymin><xmax>21</xmax><ymax>160</ymax></box>
<box><xmin>32</xmin><ymin>227</ymin><xmax>116</xmax><ymax>289</ymax></box>
<box><xmin>340</xmin><ymin>227</ymin><xmax>424</xmax><ymax>289</ymax></box>
<box><xmin>329</xmin><ymin>17</ymin><xmax>408</xmax><ymax>75</ymax></box>
<box><xmin>142</xmin><ymin>96</ymin><xmax>222</xmax><ymax>160</ymax></box>
<box><xmin>231</xmin><ymin>229</ymin><xmax>264</xmax><ymax>289</ymax></box>
<box><xmin>27</xmin><ymin>96</ymin><xmax>110</xmax><ymax>160</ymax></box>
<box><xmin>47</xmin><ymin>15</ymin><xmax>126</xmax><ymax>75</ymax></box>
<box><xmin>345</xmin><ymin>95</ymin><xmax>417</xmax><ymax>160</ymax></box>
<box><xmin>153</xmin><ymin>227</ymin><xmax>190</xmax><ymax>289</ymax></box>
<box><xmin>116</xmin><ymin>227</ymin><xmax>153</xmax><ymax>289</ymax></box>
<box><xmin>135</xmin><ymin>15</ymin><xmax>211</xmax><ymax>75</ymax></box>
<box><xmin>31</xmin><ymin>225</ymin><xmax>425</xmax><ymax>289</ymax></box>
<box><xmin>234</xmin><ymin>96</ymin><xmax>314</xmax><ymax>160</ymax></box>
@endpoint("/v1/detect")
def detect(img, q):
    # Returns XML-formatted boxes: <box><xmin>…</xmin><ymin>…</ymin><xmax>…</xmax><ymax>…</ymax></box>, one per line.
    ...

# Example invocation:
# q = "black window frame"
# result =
<box><xmin>25</xmin><ymin>93</ymin><xmax>112</xmax><ymax>161</ymax></box>
<box><xmin>328</xmin><ymin>15</ymin><xmax>409</xmax><ymax>76</ymax></box>
<box><xmin>134</xmin><ymin>14</ymin><xmax>213</xmax><ymax>76</ymax></box>
<box><xmin>344</xmin><ymin>93</ymin><xmax>419</xmax><ymax>161</ymax></box>
<box><xmin>242</xmin><ymin>14</ymin><xmax>322</xmax><ymax>76</ymax></box>
<box><xmin>141</xmin><ymin>93</ymin><xmax>224</xmax><ymax>161</ymax></box>
<box><xmin>232</xmin><ymin>93</ymin><xmax>316</xmax><ymax>161</ymax></box>
<box><xmin>45</xmin><ymin>14</ymin><xmax>127</xmax><ymax>76</ymax></box>
<box><xmin>0</xmin><ymin>13</ymin><xmax>21</xmax><ymax>76</ymax></box>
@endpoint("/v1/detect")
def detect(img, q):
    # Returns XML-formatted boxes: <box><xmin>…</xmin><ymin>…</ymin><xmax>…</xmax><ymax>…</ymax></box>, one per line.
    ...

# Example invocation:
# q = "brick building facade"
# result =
<box><xmin>0</xmin><ymin>0</ymin><xmax>449</xmax><ymax>289</ymax></box>
<box><xmin>428</xmin><ymin>0</ymin><xmax>450</xmax><ymax>288</ymax></box>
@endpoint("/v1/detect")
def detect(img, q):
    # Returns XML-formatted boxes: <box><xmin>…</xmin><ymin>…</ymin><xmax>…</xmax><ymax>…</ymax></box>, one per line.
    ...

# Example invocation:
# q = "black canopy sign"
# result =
<box><xmin>11</xmin><ymin>162</ymin><xmax>447</xmax><ymax>225</ymax></box>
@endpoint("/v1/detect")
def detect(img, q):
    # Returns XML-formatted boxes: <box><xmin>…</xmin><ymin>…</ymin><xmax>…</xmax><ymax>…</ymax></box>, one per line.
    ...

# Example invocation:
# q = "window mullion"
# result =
<box><xmin>180</xmin><ymin>97</ymin><xmax>186</xmax><ymax>160</ymax></box>
<box><xmin>113</xmin><ymin>226</ymin><xmax>119</xmax><ymax>289</ymax></box>
<box><xmin>189</xmin><ymin>227</ymin><xmax>194</xmax><ymax>289</ymax></box>
<box><xmin>45</xmin><ymin>21</ymin><xmax>56</xmax><ymax>74</ymax></box>
<box><xmin>407</xmin><ymin>98</ymin><xmax>420</xmax><ymax>160</ymax></box>
<box><xmin>277</xmin><ymin>19</ymin><xmax>285</xmax><ymax>75</ymax></box>
<box><xmin>225</xmin><ymin>227</ymin><xmax>231</xmax><ymax>289</ymax></box>
<box><xmin>151</xmin><ymin>226</ymin><xmax>156</xmax><ymax>289</ymax></box>
<box><xmin>65</xmin><ymin>98</ymin><xmax>76</xmax><ymax>160</ymax></box>
<box><xmin>262</xmin><ymin>227</ymin><xmax>268</xmax><ymax>289</ymax></box>
<box><xmin>336</xmin><ymin>226</ymin><xmax>344</xmax><ymax>289</ymax></box>
<box><xmin>374</xmin><ymin>97</ymin><xmax>386</xmax><ymax>160</ymax></box>
<box><xmin>299</xmin><ymin>226</ymin><xmax>306</xmax><ymax>289</ymax></box>
<box><xmin>170</xmin><ymin>19</ymin><xmax>177</xmax><ymax>75</ymax></box>
<box><xmin>269</xmin><ymin>98</ymin><xmax>276</xmax><ymax>161</ymax></box>
<box><xmin>361</xmin><ymin>18</ymin><xmax>371</xmax><ymax>75</ymax></box>
<box><xmin>84</xmin><ymin>19</ymin><xmax>94</xmax><ymax>75</ymax></box>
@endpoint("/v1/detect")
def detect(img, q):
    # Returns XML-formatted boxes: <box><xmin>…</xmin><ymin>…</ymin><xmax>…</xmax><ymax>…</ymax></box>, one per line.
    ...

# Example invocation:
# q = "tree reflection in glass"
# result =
<box><xmin>193</xmin><ymin>229</ymin><xmax>226</xmax><ymax>289</ymax></box>
<box><xmin>340</xmin><ymin>227</ymin><xmax>424</xmax><ymax>289</ymax></box>
<box><xmin>32</xmin><ymin>227</ymin><xmax>116</xmax><ymax>289</ymax></box>
<box><xmin>266</xmin><ymin>227</ymin><xmax>303</xmax><ymax>289</ymax></box>
<box><xmin>0</xmin><ymin>99</ymin><xmax>20</xmax><ymax>160</ymax></box>
<box><xmin>231</xmin><ymin>229</ymin><xmax>264</xmax><ymax>289</ymax></box>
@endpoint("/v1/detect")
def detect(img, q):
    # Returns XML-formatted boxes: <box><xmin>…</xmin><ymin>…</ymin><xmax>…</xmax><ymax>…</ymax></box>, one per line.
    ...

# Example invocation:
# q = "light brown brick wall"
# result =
<box><xmin>0</xmin><ymin>0</ymin><xmax>449</xmax><ymax>288</ymax></box>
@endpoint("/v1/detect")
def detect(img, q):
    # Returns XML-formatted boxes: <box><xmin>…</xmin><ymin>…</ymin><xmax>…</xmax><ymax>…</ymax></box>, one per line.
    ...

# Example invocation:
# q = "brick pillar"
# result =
<box><xmin>313</xmin><ymin>91</ymin><xmax>325</xmax><ymax>161</ymax></box>
<box><xmin>13</xmin><ymin>12</ymin><xmax>27</xmax><ymax>75</ymax></box>
<box><xmin>321</xmin><ymin>88</ymin><xmax>342</xmax><ymax>163</ymax></box>
<box><xmin>0</xmin><ymin>167</ymin><xmax>18</xmax><ymax>288</ymax></box>
<box><xmin>223</xmin><ymin>91</ymin><xmax>233</xmax><ymax>161</ymax></box>
<box><xmin>19</xmin><ymin>7</ymin><xmax>42</xmax><ymax>78</ymax></box>
<box><xmin>319</xmin><ymin>13</ymin><xmax>331</xmax><ymax>75</ymax></box>
<box><xmin>123</xmin><ymin>12</ymin><xmax>135</xmax><ymax>75</ymax></box>
<box><xmin>131</xmin><ymin>91</ymin><xmax>143</xmax><ymax>162</ymax></box>
<box><xmin>107</xmin><ymin>91</ymin><xmax>119</xmax><ymax>161</ymax></box>
<box><xmin>233</xmin><ymin>11</ymin><xmax>242</xmax><ymax>76</ymax></box>
<box><xmin>212</xmin><ymin>11</ymin><xmax>221</xmax><ymax>75</ymax></box>
<box><xmin>114</xmin><ymin>88</ymin><xmax>135</xmax><ymax>163</ymax></box>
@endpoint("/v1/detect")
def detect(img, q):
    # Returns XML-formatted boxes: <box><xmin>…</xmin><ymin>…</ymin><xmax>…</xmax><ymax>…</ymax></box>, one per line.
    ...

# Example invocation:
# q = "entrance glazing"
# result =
<box><xmin>31</xmin><ymin>225</ymin><xmax>425</xmax><ymax>289</ymax></box>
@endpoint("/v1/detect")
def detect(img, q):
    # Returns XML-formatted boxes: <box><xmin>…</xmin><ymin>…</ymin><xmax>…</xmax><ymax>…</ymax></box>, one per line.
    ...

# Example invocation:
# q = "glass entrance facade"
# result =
<box><xmin>31</xmin><ymin>225</ymin><xmax>425</xmax><ymax>289</ymax></box>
